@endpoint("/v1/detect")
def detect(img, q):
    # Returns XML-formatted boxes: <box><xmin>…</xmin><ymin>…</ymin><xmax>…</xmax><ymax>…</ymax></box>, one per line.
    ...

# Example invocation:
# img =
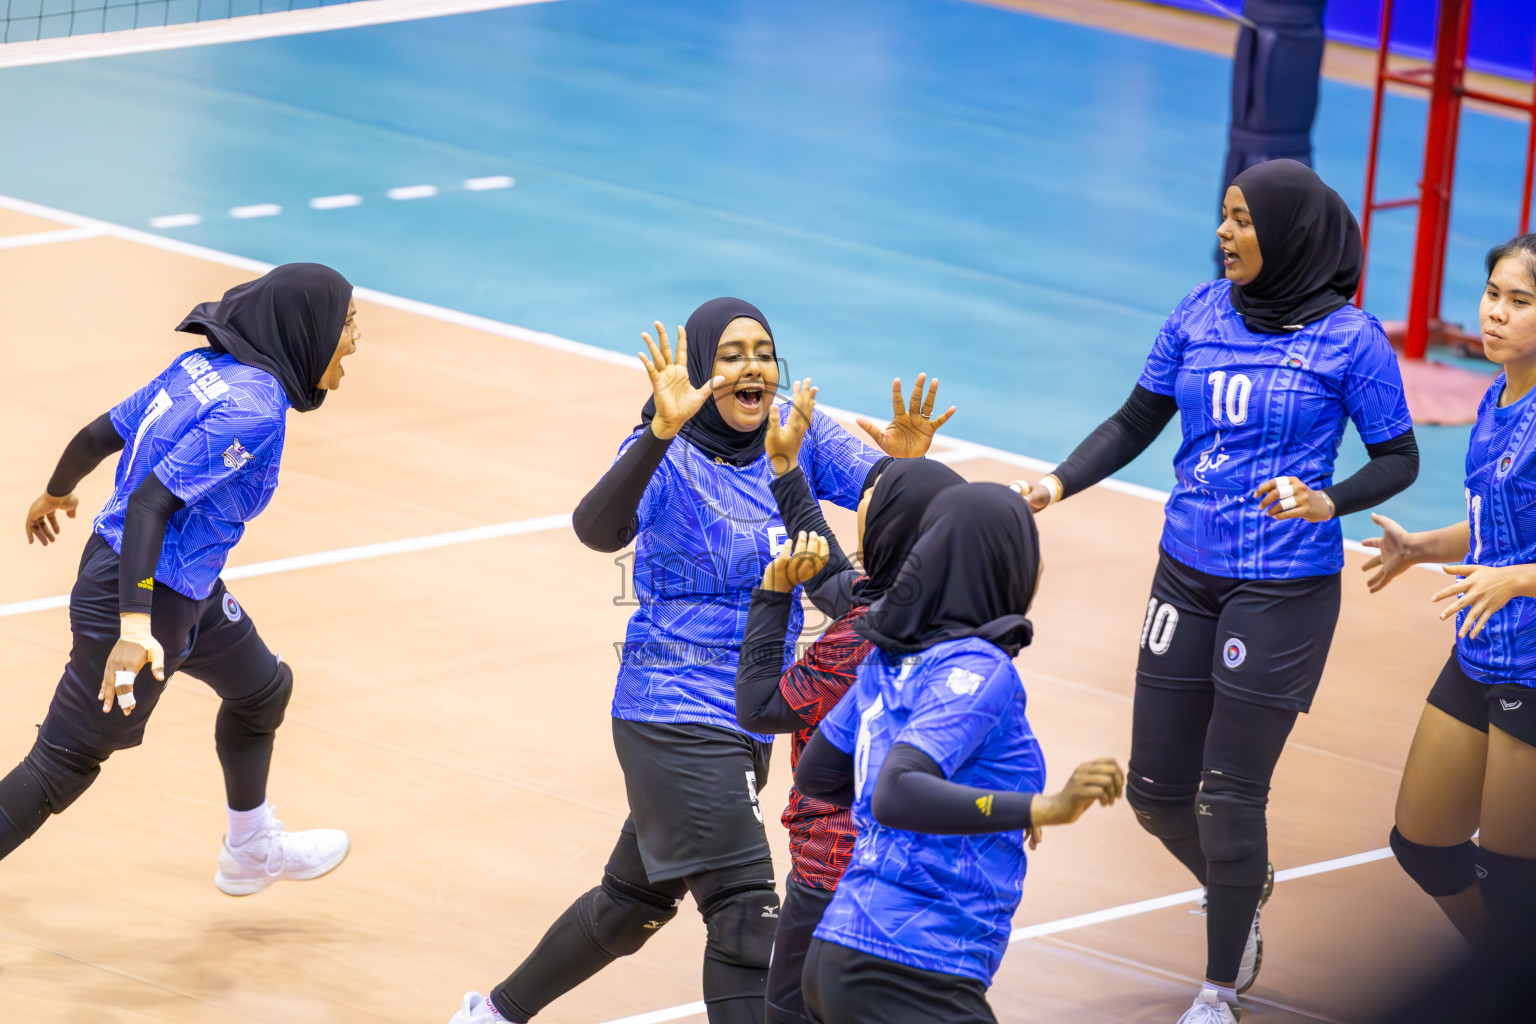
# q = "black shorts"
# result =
<box><xmin>38</xmin><ymin>534</ymin><xmax>274</xmax><ymax>757</ymax></box>
<box><xmin>1427</xmin><ymin>652</ymin><xmax>1536</xmax><ymax>749</ymax></box>
<box><xmin>801</xmin><ymin>937</ymin><xmax>995</xmax><ymax>1024</ymax></box>
<box><xmin>611</xmin><ymin>718</ymin><xmax>772</xmax><ymax>882</ymax></box>
<box><xmin>1137</xmin><ymin>547</ymin><xmax>1341</xmax><ymax>713</ymax></box>
<box><xmin>767</xmin><ymin>876</ymin><xmax>836</xmax><ymax>1024</ymax></box>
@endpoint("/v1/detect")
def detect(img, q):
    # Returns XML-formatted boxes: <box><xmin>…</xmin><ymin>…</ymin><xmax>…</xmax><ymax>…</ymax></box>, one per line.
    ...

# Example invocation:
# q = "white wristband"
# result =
<box><xmin>1040</xmin><ymin>475</ymin><xmax>1064</xmax><ymax>505</ymax></box>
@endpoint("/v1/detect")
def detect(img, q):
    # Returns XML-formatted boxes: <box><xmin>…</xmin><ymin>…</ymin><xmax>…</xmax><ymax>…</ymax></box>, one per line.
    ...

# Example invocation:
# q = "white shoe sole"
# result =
<box><xmin>214</xmin><ymin>837</ymin><xmax>351</xmax><ymax>897</ymax></box>
<box><xmin>1235</xmin><ymin>861</ymin><xmax>1275</xmax><ymax>996</ymax></box>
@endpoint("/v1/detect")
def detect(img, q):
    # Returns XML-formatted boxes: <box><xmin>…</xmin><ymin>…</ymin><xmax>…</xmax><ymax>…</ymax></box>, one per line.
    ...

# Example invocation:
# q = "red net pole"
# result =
<box><xmin>1403</xmin><ymin>0</ymin><xmax>1471</xmax><ymax>359</ymax></box>
<box><xmin>1522</xmin><ymin>61</ymin><xmax>1536</xmax><ymax>235</ymax></box>
<box><xmin>1356</xmin><ymin>0</ymin><xmax>1397</xmax><ymax>308</ymax></box>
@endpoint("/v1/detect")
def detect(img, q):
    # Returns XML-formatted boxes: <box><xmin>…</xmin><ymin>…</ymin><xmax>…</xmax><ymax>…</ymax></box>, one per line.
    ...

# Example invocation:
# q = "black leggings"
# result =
<box><xmin>801</xmin><ymin>938</ymin><xmax>995</xmax><ymax>1024</ymax></box>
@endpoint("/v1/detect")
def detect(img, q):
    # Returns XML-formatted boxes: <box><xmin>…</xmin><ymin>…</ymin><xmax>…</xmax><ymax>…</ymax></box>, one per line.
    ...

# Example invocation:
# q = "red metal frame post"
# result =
<box><xmin>1355</xmin><ymin>0</ymin><xmax>1397</xmax><ymax>308</ymax></box>
<box><xmin>1403</xmin><ymin>0</ymin><xmax>1472</xmax><ymax>359</ymax></box>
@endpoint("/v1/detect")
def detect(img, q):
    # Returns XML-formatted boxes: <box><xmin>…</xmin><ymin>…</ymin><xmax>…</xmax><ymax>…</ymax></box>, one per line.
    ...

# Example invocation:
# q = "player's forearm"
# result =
<box><xmin>770</xmin><ymin>466</ymin><xmax>855</xmax><ymax>615</ymax></box>
<box><xmin>572</xmin><ymin>427</ymin><xmax>671</xmax><ymax>553</ymax></box>
<box><xmin>1408</xmin><ymin>522</ymin><xmax>1473</xmax><ymax>565</ymax></box>
<box><xmin>46</xmin><ymin>413</ymin><xmax>124</xmax><ymax>498</ymax></box>
<box><xmin>794</xmin><ymin>731</ymin><xmax>855</xmax><ymax>808</ymax></box>
<box><xmin>117</xmin><ymin>473</ymin><xmax>185</xmax><ymax>616</ymax></box>
<box><xmin>1322</xmin><ymin>429</ymin><xmax>1419</xmax><ymax>517</ymax></box>
<box><xmin>735</xmin><ymin>590</ymin><xmax>810</xmax><ymax>733</ymax></box>
<box><xmin>871</xmin><ymin>744</ymin><xmax>1033</xmax><ymax>834</ymax></box>
<box><xmin>1052</xmin><ymin>386</ymin><xmax>1178</xmax><ymax>499</ymax></box>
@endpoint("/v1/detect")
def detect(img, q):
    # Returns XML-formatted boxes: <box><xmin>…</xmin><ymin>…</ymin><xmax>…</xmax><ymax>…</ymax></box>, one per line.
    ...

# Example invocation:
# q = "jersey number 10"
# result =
<box><xmin>1207</xmin><ymin>371</ymin><xmax>1252</xmax><ymax>425</ymax></box>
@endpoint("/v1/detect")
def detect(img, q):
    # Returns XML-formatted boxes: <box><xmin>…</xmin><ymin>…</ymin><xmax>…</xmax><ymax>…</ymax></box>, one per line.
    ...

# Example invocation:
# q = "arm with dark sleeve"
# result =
<box><xmin>571</xmin><ymin>428</ymin><xmax>671</xmax><ymax>552</ymax></box>
<box><xmin>770</xmin><ymin>465</ymin><xmax>860</xmax><ymax>621</ymax></box>
<box><xmin>1322</xmin><ymin>429</ymin><xmax>1419</xmax><ymax>517</ymax></box>
<box><xmin>793</xmin><ymin>730</ymin><xmax>856</xmax><ymax>808</ymax></box>
<box><xmin>117</xmin><ymin>473</ymin><xmax>186</xmax><ymax>616</ymax></box>
<box><xmin>735</xmin><ymin>590</ymin><xmax>811</xmax><ymax>734</ymax></box>
<box><xmin>1051</xmin><ymin>386</ymin><xmax>1179</xmax><ymax>499</ymax></box>
<box><xmin>870</xmin><ymin>743</ymin><xmax>1034</xmax><ymax>834</ymax></box>
<box><xmin>46</xmin><ymin>413</ymin><xmax>125</xmax><ymax>497</ymax></box>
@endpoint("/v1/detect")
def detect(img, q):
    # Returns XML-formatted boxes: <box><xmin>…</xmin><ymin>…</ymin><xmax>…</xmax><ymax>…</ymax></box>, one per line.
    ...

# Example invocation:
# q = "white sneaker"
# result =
<box><xmin>1235</xmin><ymin>861</ymin><xmax>1275</xmax><ymax>995</ymax></box>
<box><xmin>449</xmin><ymin>992</ymin><xmax>506</xmax><ymax>1023</ymax></box>
<box><xmin>1176</xmin><ymin>988</ymin><xmax>1239</xmax><ymax>1024</ymax></box>
<box><xmin>214</xmin><ymin>811</ymin><xmax>350</xmax><ymax>896</ymax></box>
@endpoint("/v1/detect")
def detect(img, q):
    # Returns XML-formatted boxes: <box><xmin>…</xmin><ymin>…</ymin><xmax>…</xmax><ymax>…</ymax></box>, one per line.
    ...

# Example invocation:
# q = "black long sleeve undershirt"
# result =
<box><xmin>118</xmin><ymin>473</ymin><xmax>185</xmax><ymax>616</ymax></box>
<box><xmin>1324</xmin><ymin>429</ymin><xmax>1419</xmax><ymax>517</ymax></box>
<box><xmin>571</xmin><ymin>426</ymin><xmax>672</xmax><ymax>552</ymax></box>
<box><xmin>735</xmin><ymin>590</ymin><xmax>810</xmax><ymax>734</ymax></box>
<box><xmin>47</xmin><ymin>413</ymin><xmax>125</xmax><ymax>498</ymax></box>
<box><xmin>793</xmin><ymin>730</ymin><xmax>856</xmax><ymax>808</ymax></box>
<box><xmin>768</xmin><ymin>464</ymin><xmax>864</xmax><ymax>621</ymax></box>
<box><xmin>871</xmin><ymin>743</ymin><xmax>1034</xmax><ymax>834</ymax></box>
<box><xmin>1052</xmin><ymin>386</ymin><xmax>1178</xmax><ymax>500</ymax></box>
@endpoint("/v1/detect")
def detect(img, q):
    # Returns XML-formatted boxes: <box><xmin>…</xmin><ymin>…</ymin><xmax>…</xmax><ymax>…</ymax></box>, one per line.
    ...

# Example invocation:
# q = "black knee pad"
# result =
<box><xmin>700</xmin><ymin>882</ymin><xmax>781</xmax><ymax>969</ymax></box>
<box><xmin>578</xmin><ymin>872</ymin><xmax>681</xmax><ymax>958</ymax></box>
<box><xmin>1391</xmin><ymin>826</ymin><xmax>1480</xmax><ymax>898</ymax></box>
<box><xmin>1196</xmin><ymin>770</ymin><xmax>1269</xmax><ymax>886</ymax></box>
<box><xmin>22</xmin><ymin>738</ymin><xmax>104</xmax><ymax>815</ymax></box>
<box><xmin>1127</xmin><ymin>772</ymin><xmax>1199</xmax><ymax>841</ymax></box>
<box><xmin>220</xmin><ymin>661</ymin><xmax>293</xmax><ymax>737</ymax></box>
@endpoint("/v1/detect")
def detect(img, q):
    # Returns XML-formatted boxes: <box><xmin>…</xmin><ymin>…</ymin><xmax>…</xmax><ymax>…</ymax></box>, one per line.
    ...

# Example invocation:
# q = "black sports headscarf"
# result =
<box><xmin>852</xmin><ymin>459</ymin><xmax>966</xmax><ymax>606</ymax></box>
<box><xmin>855</xmin><ymin>482</ymin><xmax>1040</xmax><ymax>658</ymax></box>
<box><xmin>1228</xmin><ymin>159</ymin><xmax>1363</xmax><ymax>334</ymax></box>
<box><xmin>639</xmin><ymin>297</ymin><xmax>775</xmax><ymax>466</ymax></box>
<box><xmin>175</xmin><ymin>263</ymin><xmax>353</xmax><ymax>413</ymax></box>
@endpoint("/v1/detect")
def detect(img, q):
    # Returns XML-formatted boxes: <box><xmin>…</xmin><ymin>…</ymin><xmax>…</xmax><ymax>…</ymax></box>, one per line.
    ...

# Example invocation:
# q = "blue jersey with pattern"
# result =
<box><xmin>1137</xmin><ymin>280</ymin><xmax>1412</xmax><ymax>579</ymax></box>
<box><xmin>95</xmin><ymin>348</ymin><xmax>288</xmax><ymax>600</ymax></box>
<box><xmin>612</xmin><ymin>406</ymin><xmax>882</xmax><ymax>739</ymax></box>
<box><xmin>813</xmin><ymin>638</ymin><xmax>1046</xmax><ymax>984</ymax></box>
<box><xmin>1457</xmin><ymin>374</ymin><xmax>1536</xmax><ymax>688</ymax></box>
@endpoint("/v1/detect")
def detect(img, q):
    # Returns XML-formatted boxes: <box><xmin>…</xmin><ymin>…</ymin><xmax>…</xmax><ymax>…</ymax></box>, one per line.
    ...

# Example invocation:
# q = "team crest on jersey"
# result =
<box><xmin>1282</xmin><ymin>353</ymin><xmax>1308</xmax><ymax>370</ymax></box>
<box><xmin>1498</xmin><ymin>452</ymin><xmax>1516</xmax><ymax>477</ymax></box>
<box><xmin>1222</xmin><ymin>638</ymin><xmax>1247</xmax><ymax>669</ymax></box>
<box><xmin>946</xmin><ymin>667</ymin><xmax>984</xmax><ymax>696</ymax></box>
<box><xmin>222</xmin><ymin>593</ymin><xmax>243</xmax><ymax>623</ymax></box>
<box><xmin>222</xmin><ymin>439</ymin><xmax>254</xmax><ymax>470</ymax></box>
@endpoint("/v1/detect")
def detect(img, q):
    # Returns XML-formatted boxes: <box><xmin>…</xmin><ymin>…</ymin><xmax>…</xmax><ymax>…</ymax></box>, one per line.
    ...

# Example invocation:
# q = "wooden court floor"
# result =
<box><xmin>0</xmin><ymin>201</ymin><xmax>1467</xmax><ymax>1023</ymax></box>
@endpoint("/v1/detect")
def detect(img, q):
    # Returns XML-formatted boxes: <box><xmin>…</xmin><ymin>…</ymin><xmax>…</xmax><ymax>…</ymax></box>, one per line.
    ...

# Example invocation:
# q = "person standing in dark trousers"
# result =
<box><xmin>735</xmin><ymin>378</ymin><xmax>963</xmax><ymax>1024</ymax></box>
<box><xmin>1018</xmin><ymin>159</ymin><xmax>1417</xmax><ymax>1023</ymax></box>
<box><xmin>794</xmin><ymin>482</ymin><xmax>1123</xmax><ymax>1024</ymax></box>
<box><xmin>2</xmin><ymin>264</ymin><xmax>358</xmax><ymax>897</ymax></box>
<box><xmin>449</xmin><ymin>300</ymin><xmax>950</xmax><ymax>1024</ymax></box>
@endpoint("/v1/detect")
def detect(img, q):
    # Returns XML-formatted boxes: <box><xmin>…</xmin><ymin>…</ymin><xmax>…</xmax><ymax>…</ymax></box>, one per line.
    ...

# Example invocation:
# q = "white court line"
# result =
<box><xmin>0</xmin><ymin>0</ymin><xmax>562</xmax><ymax>69</ymax></box>
<box><xmin>0</xmin><ymin>514</ymin><xmax>572</xmax><ymax>620</ymax></box>
<box><xmin>309</xmin><ymin>194</ymin><xmax>364</xmax><ymax>210</ymax></box>
<box><xmin>593</xmin><ymin>846</ymin><xmax>1396</xmax><ymax>1024</ymax></box>
<box><xmin>0</xmin><ymin>226</ymin><xmax>106</xmax><ymax>249</ymax></box>
<box><xmin>387</xmin><ymin>184</ymin><xmax>439</xmax><ymax>200</ymax></box>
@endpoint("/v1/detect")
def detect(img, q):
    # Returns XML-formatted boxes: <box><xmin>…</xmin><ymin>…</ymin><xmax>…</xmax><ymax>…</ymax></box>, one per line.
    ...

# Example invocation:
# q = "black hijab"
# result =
<box><xmin>1227</xmin><ymin>159</ymin><xmax>1362</xmax><ymax>334</ymax></box>
<box><xmin>639</xmin><ymin>297</ymin><xmax>775</xmax><ymax>466</ymax></box>
<box><xmin>852</xmin><ymin>459</ymin><xmax>966</xmax><ymax>606</ymax></box>
<box><xmin>176</xmin><ymin>263</ymin><xmax>353</xmax><ymax>412</ymax></box>
<box><xmin>855</xmin><ymin>482</ymin><xmax>1041</xmax><ymax>658</ymax></box>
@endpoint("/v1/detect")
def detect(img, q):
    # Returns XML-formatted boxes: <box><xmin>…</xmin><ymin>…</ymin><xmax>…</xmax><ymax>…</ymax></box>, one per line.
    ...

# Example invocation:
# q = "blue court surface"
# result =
<box><xmin>2</xmin><ymin>0</ymin><xmax>1530</xmax><ymax>533</ymax></box>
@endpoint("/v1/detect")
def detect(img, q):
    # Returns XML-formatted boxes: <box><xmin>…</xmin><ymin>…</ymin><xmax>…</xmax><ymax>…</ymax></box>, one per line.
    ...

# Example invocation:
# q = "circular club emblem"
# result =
<box><xmin>1283</xmin><ymin>355</ymin><xmax>1307</xmax><ymax>369</ymax></box>
<box><xmin>1498</xmin><ymin>453</ymin><xmax>1515</xmax><ymax>477</ymax></box>
<box><xmin>1222</xmin><ymin>638</ymin><xmax>1247</xmax><ymax>669</ymax></box>
<box><xmin>222</xmin><ymin>593</ymin><xmax>243</xmax><ymax>623</ymax></box>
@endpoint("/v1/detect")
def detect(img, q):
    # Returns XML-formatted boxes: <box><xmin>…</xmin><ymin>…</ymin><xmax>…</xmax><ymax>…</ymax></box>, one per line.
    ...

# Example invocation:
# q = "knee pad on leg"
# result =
<box><xmin>1390</xmin><ymin>826</ymin><xmax>1479</xmax><ymax>898</ymax></box>
<box><xmin>578</xmin><ymin>872</ymin><xmax>681</xmax><ymax>957</ymax></box>
<box><xmin>1197</xmin><ymin>771</ymin><xmax>1269</xmax><ymax>887</ymax></box>
<box><xmin>219</xmin><ymin>661</ymin><xmax>293</xmax><ymax>738</ymax></box>
<box><xmin>701</xmin><ymin>883</ymin><xmax>781</xmax><ymax>969</ymax></box>
<box><xmin>22</xmin><ymin>739</ymin><xmax>103</xmax><ymax>815</ymax></box>
<box><xmin>1127</xmin><ymin>772</ymin><xmax>1199</xmax><ymax>842</ymax></box>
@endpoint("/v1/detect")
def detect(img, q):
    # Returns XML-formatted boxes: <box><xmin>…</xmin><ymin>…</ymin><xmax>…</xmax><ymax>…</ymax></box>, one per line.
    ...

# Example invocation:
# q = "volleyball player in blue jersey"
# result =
<box><xmin>2</xmin><ymin>264</ymin><xmax>357</xmax><ymax>895</ymax></box>
<box><xmin>1020</xmin><ymin>160</ymin><xmax>1418</xmax><ymax>1022</ymax></box>
<box><xmin>1366</xmin><ymin>233</ymin><xmax>1536</xmax><ymax>964</ymax></box>
<box><xmin>792</xmin><ymin>482</ymin><xmax>1123</xmax><ymax>1024</ymax></box>
<box><xmin>451</xmin><ymin>298</ymin><xmax>949</xmax><ymax>1024</ymax></box>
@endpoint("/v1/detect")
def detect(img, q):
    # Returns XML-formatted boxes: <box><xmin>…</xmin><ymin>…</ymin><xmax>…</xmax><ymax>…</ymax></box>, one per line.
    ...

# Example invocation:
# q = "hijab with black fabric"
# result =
<box><xmin>175</xmin><ymin>263</ymin><xmax>353</xmax><ymax>413</ymax></box>
<box><xmin>638</xmin><ymin>297</ymin><xmax>775</xmax><ymax>466</ymax></box>
<box><xmin>856</xmin><ymin>482</ymin><xmax>1040</xmax><ymax>658</ymax></box>
<box><xmin>852</xmin><ymin>458</ymin><xmax>966</xmax><ymax>606</ymax></box>
<box><xmin>1228</xmin><ymin>158</ymin><xmax>1363</xmax><ymax>334</ymax></box>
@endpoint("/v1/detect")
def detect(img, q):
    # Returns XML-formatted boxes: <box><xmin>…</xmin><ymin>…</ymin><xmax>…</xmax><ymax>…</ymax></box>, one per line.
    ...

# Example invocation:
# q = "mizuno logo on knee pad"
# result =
<box><xmin>1198</xmin><ymin>803</ymin><xmax>1213</xmax><ymax>816</ymax></box>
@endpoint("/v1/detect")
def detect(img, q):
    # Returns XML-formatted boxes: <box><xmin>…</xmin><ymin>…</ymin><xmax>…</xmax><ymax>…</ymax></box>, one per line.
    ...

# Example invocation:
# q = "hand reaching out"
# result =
<box><xmin>1029</xmin><ymin>757</ymin><xmax>1124</xmax><ymax>830</ymax></box>
<box><xmin>26</xmin><ymin>491</ymin><xmax>78</xmax><ymax>546</ymax></box>
<box><xmin>1360</xmin><ymin>513</ymin><xmax>1418</xmax><ymax>593</ymax></box>
<box><xmin>856</xmin><ymin>374</ymin><xmax>956</xmax><ymax>459</ymax></box>
<box><xmin>640</xmin><ymin>322</ymin><xmax>722</xmax><ymax>439</ymax></box>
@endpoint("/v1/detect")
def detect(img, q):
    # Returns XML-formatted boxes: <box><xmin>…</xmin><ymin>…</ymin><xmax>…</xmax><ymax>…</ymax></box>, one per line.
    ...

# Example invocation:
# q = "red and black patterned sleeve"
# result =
<box><xmin>779</xmin><ymin>605</ymin><xmax>871</xmax><ymax>729</ymax></box>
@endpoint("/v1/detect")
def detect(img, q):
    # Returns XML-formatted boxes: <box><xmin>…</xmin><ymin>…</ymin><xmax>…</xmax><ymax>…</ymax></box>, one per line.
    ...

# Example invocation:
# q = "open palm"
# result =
<box><xmin>857</xmin><ymin>373</ymin><xmax>956</xmax><ymax>458</ymax></box>
<box><xmin>640</xmin><ymin>322</ymin><xmax>719</xmax><ymax>439</ymax></box>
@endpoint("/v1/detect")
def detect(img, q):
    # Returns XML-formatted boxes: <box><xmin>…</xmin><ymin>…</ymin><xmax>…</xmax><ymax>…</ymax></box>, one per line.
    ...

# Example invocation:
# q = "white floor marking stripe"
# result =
<box><xmin>309</xmin><ymin>194</ymin><xmax>363</xmax><ymax>210</ymax></box>
<box><xmin>598</xmin><ymin>1003</ymin><xmax>707</xmax><ymax>1024</ymax></box>
<box><xmin>0</xmin><ymin>0</ymin><xmax>563</xmax><ymax>69</ymax></box>
<box><xmin>387</xmin><ymin>184</ymin><xmax>439</xmax><ymax>200</ymax></box>
<box><xmin>0</xmin><ymin>226</ymin><xmax>106</xmax><ymax>249</ymax></box>
<box><xmin>229</xmin><ymin>203</ymin><xmax>282</xmax><ymax>219</ymax></box>
<box><xmin>148</xmin><ymin>213</ymin><xmax>202</xmax><ymax>229</ymax></box>
<box><xmin>464</xmin><ymin>175</ymin><xmax>515</xmax><ymax>190</ymax></box>
<box><xmin>0</xmin><ymin>514</ymin><xmax>572</xmax><ymax>619</ymax></box>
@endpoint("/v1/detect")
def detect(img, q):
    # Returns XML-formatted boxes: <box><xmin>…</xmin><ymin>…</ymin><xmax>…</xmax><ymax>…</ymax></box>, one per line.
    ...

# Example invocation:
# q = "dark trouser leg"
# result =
<box><xmin>1128</xmin><ymin>683</ymin><xmax>1214</xmax><ymax>886</ymax></box>
<box><xmin>801</xmin><ymin>938</ymin><xmax>995</xmax><ymax>1024</ymax></box>
<box><xmin>0</xmin><ymin>737</ymin><xmax>106</xmax><ymax>859</ymax></box>
<box><xmin>491</xmin><ymin>822</ymin><xmax>686</xmax><ymax>1022</ymax></box>
<box><xmin>1198</xmin><ymin>693</ymin><xmax>1297</xmax><ymax>985</ymax></box>
<box><xmin>687</xmin><ymin>858</ymin><xmax>780</xmax><ymax>1024</ymax></box>
<box><xmin>767</xmin><ymin>877</ymin><xmax>835</xmax><ymax>1024</ymax></box>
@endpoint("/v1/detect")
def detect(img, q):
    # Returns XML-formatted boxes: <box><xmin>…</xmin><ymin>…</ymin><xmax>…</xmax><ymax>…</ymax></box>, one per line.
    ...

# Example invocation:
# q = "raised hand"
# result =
<box><xmin>762</xmin><ymin>530</ymin><xmax>830</xmax><ymax>593</ymax></box>
<box><xmin>26</xmin><ymin>491</ymin><xmax>78</xmax><ymax>546</ymax></box>
<box><xmin>765</xmin><ymin>378</ymin><xmax>818</xmax><ymax>477</ymax></box>
<box><xmin>640</xmin><ymin>322</ymin><xmax>722</xmax><ymax>439</ymax></box>
<box><xmin>856</xmin><ymin>374</ymin><xmax>957</xmax><ymax>459</ymax></box>
<box><xmin>1360</xmin><ymin>513</ymin><xmax>1418</xmax><ymax>593</ymax></box>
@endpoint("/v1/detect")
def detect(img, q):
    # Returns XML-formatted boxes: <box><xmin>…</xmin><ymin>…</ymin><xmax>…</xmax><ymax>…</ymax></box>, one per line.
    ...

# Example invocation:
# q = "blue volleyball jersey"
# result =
<box><xmin>95</xmin><ymin>349</ymin><xmax>288</xmax><ymax>600</ymax></box>
<box><xmin>812</xmin><ymin>637</ymin><xmax>1046</xmax><ymax>984</ymax></box>
<box><xmin>611</xmin><ymin>406</ymin><xmax>882</xmax><ymax>739</ymax></box>
<box><xmin>1138</xmin><ymin>280</ymin><xmax>1412</xmax><ymax>579</ymax></box>
<box><xmin>1456</xmin><ymin>374</ymin><xmax>1536</xmax><ymax>688</ymax></box>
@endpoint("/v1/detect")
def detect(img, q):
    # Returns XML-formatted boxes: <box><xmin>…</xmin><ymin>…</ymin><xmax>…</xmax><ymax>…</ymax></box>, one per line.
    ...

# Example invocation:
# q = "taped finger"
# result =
<box><xmin>1279</xmin><ymin>495</ymin><xmax>1298</xmax><ymax>511</ymax></box>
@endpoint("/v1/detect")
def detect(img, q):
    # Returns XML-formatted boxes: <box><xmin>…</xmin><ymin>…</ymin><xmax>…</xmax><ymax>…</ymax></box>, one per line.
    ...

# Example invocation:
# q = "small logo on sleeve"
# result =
<box><xmin>136</xmin><ymin>577</ymin><xmax>154</xmax><ymax>592</ymax></box>
<box><xmin>946</xmin><ymin>667</ymin><xmax>984</xmax><ymax>696</ymax></box>
<box><xmin>975</xmin><ymin>794</ymin><xmax>994</xmax><ymax>816</ymax></box>
<box><xmin>1222</xmin><ymin>638</ymin><xmax>1247</xmax><ymax>669</ymax></box>
<box><xmin>222</xmin><ymin>440</ymin><xmax>254</xmax><ymax>470</ymax></box>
